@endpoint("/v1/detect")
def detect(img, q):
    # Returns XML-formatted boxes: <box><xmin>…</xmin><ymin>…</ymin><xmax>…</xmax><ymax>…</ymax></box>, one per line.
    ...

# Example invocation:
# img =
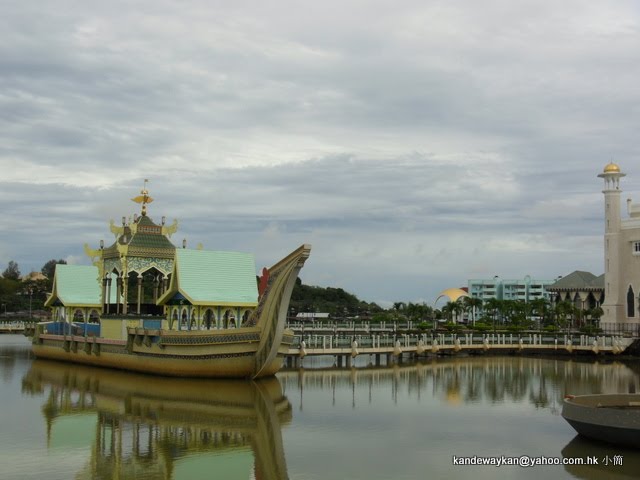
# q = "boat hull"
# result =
<box><xmin>562</xmin><ymin>394</ymin><xmax>640</xmax><ymax>449</ymax></box>
<box><xmin>32</xmin><ymin>328</ymin><xmax>294</xmax><ymax>378</ymax></box>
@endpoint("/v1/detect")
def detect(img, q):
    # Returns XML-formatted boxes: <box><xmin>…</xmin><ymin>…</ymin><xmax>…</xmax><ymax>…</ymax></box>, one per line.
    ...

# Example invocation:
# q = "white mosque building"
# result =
<box><xmin>599</xmin><ymin>162</ymin><xmax>640</xmax><ymax>333</ymax></box>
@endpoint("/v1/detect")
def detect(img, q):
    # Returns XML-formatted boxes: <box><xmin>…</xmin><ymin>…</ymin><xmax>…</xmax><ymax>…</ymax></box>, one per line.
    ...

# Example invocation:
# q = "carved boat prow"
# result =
<box><xmin>250</xmin><ymin>244</ymin><xmax>312</xmax><ymax>378</ymax></box>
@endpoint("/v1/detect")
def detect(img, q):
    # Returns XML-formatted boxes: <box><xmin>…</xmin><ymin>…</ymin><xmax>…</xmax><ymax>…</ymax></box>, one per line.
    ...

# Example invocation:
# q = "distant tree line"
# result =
<box><xmin>290</xmin><ymin>284</ymin><xmax>604</xmax><ymax>335</ymax></box>
<box><xmin>0</xmin><ymin>259</ymin><xmax>66</xmax><ymax>317</ymax></box>
<box><xmin>1</xmin><ymin>259</ymin><xmax>605</xmax><ymax>335</ymax></box>
<box><xmin>437</xmin><ymin>296</ymin><xmax>603</xmax><ymax>335</ymax></box>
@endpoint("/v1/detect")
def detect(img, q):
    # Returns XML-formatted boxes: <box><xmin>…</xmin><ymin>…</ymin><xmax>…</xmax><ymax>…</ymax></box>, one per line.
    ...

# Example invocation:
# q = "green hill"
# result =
<box><xmin>289</xmin><ymin>278</ymin><xmax>382</xmax><ymax>318</ymax></box>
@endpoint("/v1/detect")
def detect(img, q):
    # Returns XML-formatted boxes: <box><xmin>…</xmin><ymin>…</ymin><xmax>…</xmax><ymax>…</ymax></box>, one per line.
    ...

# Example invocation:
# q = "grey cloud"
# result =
<box><xmin>1</xmin><ymin>0</ymin><xmax>639</xmax><ymax>302</ymax></box>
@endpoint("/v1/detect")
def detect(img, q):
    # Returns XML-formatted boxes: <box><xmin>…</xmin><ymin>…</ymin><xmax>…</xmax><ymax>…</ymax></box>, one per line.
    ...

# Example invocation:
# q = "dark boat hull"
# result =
<box><xmin>562</xmin><ymin>394</ymin><xmax>640</xmax><ymax>449</ymax></box>
<box><xmin>564</xmin><ymin>418</ymin><xmax>640</xmax><ymax>449</ymax></box>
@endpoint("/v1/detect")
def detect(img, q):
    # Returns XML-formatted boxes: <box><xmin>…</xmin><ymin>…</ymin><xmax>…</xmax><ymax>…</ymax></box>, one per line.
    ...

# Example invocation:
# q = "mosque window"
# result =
<box><xmin>634</xmin><ymin>241</ymin><xmax>640</xmax><ymax>255</ymax></box>
<box><xmin>627</xmin><ymin>286</ymin><xmax>635</xmax><ymax>318</ymax></box>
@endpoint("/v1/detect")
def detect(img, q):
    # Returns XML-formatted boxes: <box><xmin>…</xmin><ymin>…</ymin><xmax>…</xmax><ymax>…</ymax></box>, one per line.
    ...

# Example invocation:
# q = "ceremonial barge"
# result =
<box><xmin>29</xmin><ymin>183</ymin><xmax>310</xmax><ymax>378</ymax></box>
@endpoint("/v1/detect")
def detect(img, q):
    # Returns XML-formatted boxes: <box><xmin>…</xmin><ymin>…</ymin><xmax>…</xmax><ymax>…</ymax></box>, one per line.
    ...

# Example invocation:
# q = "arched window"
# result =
<box><xmin>223</xmin><ymin>309</ymin><xmax>234</xmax><ymax>329</ymax></box>
<box><xmin>204</xmin><ymin>309</ymin><xmax>214</xmax><ymax>330</ymax></box>
<box><xmin>181</xmin><ymin>309</ymin><xmax>188</xmax><ymax>330</ymax></box>
<box><xmin>627</xmin><ymin>286</ymin><xmax>635</xmax><ymax>318</ymax></box>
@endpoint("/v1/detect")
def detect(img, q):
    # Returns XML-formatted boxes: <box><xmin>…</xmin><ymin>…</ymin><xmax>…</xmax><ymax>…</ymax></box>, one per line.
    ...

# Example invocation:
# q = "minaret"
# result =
<box><xmin>598</xmin><ymin>162</ymin><xmax>625</xmax><ymax>325</ymax></box>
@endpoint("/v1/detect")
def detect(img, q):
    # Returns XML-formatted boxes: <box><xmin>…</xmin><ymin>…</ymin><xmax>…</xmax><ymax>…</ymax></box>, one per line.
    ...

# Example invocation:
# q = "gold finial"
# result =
<box><xmin>131</xmin><ymin>179</ymin><xmax>154</xmax><ymax>216</ymax></box>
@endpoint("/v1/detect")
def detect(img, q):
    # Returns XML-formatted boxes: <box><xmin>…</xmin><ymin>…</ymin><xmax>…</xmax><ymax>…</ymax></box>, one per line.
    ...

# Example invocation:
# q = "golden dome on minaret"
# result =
<box><xmin>603</xmin><ymin>162</ymin><xmax>621</xmax><ymax>173</ymax></box>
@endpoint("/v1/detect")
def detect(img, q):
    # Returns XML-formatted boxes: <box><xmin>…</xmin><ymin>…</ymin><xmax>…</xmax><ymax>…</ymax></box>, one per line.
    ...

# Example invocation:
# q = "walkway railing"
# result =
<box><xmin>0</xmin><ymin>321</ymin><xmax>26</xmax><ymax>333</ymax></box>
<box><xmin>286</xmin><ymin>330</ymin><xmax>635</xmax><ymax>358</ymax></box>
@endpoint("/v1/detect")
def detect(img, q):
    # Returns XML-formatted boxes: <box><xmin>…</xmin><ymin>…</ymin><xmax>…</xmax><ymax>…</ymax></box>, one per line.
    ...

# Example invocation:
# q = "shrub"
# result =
<box><xmin>579</xmin><ymin>325</ymin><xmax>603</xmax><ymax>335</ymax></box>
<box><xmin>443</xmin><ymin>322</ymin><xmax>463</xmax><ymax>334</ymax></box>
<box><xmin>471</xmin><ymin>322</ymin><xmax>491</xmax><ymax>332</ymax></box>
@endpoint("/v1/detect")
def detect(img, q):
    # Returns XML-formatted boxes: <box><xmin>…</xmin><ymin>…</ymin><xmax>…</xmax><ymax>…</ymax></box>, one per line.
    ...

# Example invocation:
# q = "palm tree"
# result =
<box><xmin>441</xmin><ymin>302</ymin><xmax>454</xmax><ymax>322</ymax></box>
<box><xmin>530</xmin><ymin>298</ymin><xmax>550</xmax><ymax>330</ymax></box>
<box><xmin>484</xmin><ymin>298</ymin><xmax>502</xmax><ymax>333</ymax></box>
<box><xmin>406</xmin><ymin>302</ymin><xmax>423</xmax><ymax>322</ymax></box>
<box><xmin>408</xmin><ymin>302</ymin><xmax>434</xmax><ymax>323</ymax></box>
<box><xmin>392</xmin><ymin>302</ymin><xmax>406</xmax><ymax>313</ymax></box>
<box><xmin>463</xmin><ymin>296</ymin><xmax>483</xmax><ymax>326</ymax></box>
<box><xmin>450</xmin><ymin>300</ymin><xmax>464</xmax><ymax>323</ymax></box>
<box><xmin>554</xmin><ymin>300</ymin><xmax>573</xmax><ymax>332</ymax></box>
<box><xmin>499</xmin><ymin>300</ymin><xmax>516</xmax><ymax>327</ymax></box>
<box><xmin>422</xmin><ymin>303</ymin><xmax>435</xmax><ymax>322</ymax></box>
<box><xmin>508</xmin><ymin>300</ymin><xmax>527</xmax><ymax>330</ymax></box>
<box><xmin>391</xmin><ymin>302</ymin><xmax>406</xmax><ymax>322</ymax></box>
<box><xmin>441</xmin><ymin>301</ymin><xmax>463</xmax><ymax>323</ymax></box>
<box><xmin>573</xmin><ymin>305</ymin><xmax>585</xmax><ymax>330</ymax></box>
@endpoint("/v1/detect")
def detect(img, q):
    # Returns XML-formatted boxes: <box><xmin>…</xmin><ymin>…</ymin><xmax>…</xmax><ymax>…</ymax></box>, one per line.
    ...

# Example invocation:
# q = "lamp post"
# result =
<box><xmin>28</xmin><ymin>288</ymin><xmax>33</xmax><ymax>321</ymax></box>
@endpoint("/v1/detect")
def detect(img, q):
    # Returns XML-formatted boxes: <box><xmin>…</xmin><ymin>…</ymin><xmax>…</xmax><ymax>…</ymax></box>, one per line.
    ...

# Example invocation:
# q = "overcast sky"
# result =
<box><xmin>1</xmin><ymin>0</ymin><xmax>640</xmax><ymax>307</ymax></box>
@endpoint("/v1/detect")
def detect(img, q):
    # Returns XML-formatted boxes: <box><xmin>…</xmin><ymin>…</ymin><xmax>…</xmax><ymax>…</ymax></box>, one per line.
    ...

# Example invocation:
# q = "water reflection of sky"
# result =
<box><xmin>279</xmin><ymin>357</ymin><xmax>639</xmax><ymax>480</ymax></box>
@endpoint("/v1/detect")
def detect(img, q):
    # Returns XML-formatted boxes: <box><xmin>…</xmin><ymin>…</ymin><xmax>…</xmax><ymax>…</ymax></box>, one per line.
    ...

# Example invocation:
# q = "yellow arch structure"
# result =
<box><xmin>435</xmin><ymin>288</ymin><xmax>469</xmax><ymax>306</ymax></box>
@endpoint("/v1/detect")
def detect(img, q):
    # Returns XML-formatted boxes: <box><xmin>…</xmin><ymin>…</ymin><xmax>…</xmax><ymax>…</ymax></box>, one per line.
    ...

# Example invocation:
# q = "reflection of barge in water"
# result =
<box><xmin>29</xmin><ymin>184</ymin><xmax>310</xmax><ymax>379</ymax></box>
<box><xmin>22</xmin><ymin>359</ymin><xmax>292</xmax><ymax>480</ymax></box>
<box><xmin>562</xmin><ymin>394</ymin><xmax>640</xmax><ymax>449</ymax></box>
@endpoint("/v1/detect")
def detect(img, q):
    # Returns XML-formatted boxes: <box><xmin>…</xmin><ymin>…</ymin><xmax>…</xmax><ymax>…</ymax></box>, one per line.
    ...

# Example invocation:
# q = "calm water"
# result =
<box><xmin>1</xmin><ymin>335</ymin><xmax>639</xmax><ymax>480</ymax></box>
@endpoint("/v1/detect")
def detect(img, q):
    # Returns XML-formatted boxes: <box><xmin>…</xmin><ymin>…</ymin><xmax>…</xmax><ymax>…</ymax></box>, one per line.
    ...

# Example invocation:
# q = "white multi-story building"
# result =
<box><xmin>468</xmin><ymin>276</ymin><xmax>555</xmax><ymax>303</ymax></box>
<box><xmin>598</xmin><ymin>162</ymin><xmax>640</xmax><ymax>333</ymax></box>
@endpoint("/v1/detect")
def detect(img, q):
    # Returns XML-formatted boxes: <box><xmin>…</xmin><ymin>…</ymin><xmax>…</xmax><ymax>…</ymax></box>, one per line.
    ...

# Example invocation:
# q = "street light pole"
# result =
<box><xmin>28</xmin><ymin>288</ymin><xmax>33</xmax><ymax>321</ymax></box>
